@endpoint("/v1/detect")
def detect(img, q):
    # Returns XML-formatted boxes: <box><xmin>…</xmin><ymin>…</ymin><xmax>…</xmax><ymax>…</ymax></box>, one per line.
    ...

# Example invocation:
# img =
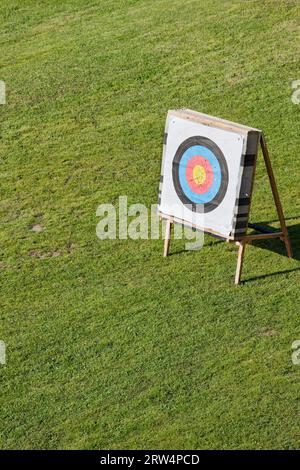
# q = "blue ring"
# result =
<box><xmin>178</xmin><ymin>145</ymin><xmax>222</xmax><ymax>204</ymax></box>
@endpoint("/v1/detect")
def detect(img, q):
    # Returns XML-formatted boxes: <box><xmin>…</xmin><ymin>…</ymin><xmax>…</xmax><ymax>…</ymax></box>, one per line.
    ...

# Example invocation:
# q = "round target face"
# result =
<box><xmin>172</xmin><ymin>136</ymin><xmax>228</xmax><ymax>213</ymax></box>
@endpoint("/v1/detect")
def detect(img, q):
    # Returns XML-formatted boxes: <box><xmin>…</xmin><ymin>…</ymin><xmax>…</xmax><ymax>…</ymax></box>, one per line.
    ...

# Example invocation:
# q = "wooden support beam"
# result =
<box><xmin>163</xmin><ymin>219</ymin><xmax>172</xmax><ymax>257</ymax></box>
<box><xmin>260</xmin><ymin>135</ymin><xmax>293</xmax><ymax>258</ymax></box>
<box><xmin>237</xmin><ymin>232</ymin><xmax>283</xmax><ymax>242</ymax></box>
<box><xmin>235</xmin><ymin>241</ymin><xmax>246</xmax><ymax>285</ymax></box>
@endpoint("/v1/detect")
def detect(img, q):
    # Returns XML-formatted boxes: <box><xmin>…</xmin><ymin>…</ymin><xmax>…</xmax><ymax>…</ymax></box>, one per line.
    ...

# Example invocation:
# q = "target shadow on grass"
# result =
<box><xmin>165</xmin><ymin>222</ymin><xmax>300</xmax><ymax>282</ymax></box>
<box><xmin>243</xmin><ymin>221</ymin><xmax>300</xmax><ymax>282</ymax></box>
<box><xmin>250</xmin><ymin>222</ymin><xmax>300</xmax><ymax>260</ymax></box>
<box><xmin>243</xmin><ymin>266</ymin><xmax>300</xmax><ymax>283</ymax></box>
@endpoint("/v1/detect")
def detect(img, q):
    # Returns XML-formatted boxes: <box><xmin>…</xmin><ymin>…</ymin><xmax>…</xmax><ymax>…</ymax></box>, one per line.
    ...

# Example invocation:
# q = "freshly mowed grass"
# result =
<box><xmin>1</xmin><ymin>0</ymin><xmax>300</xmax><ymax>449</ymax></box>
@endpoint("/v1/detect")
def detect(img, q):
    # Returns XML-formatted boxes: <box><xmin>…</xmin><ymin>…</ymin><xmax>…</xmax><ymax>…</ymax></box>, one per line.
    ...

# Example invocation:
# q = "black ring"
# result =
<box><xmin>172</xmin><ymin>136</ymin><xmax>229</xmax><ymax>213</ymax></box>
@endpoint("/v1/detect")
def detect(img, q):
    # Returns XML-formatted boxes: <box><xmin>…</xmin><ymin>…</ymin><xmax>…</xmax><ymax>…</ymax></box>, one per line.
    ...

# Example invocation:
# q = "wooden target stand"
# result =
<box><xmin>161</xmin><ymin>134</ymin><xmax>293</xmax><ymax>284</ymax></box>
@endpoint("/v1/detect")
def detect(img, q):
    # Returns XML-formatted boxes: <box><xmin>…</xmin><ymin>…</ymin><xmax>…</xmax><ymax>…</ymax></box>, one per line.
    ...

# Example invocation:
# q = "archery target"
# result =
<box><xmin>172</xmin><ymin>136</ymin><xmax>228</xmax><ymax>213</ymax></box>
<box><xmin>158</xmin><ymin>112</ymin><xmax>252</xmax><ymax>238</ymax></box>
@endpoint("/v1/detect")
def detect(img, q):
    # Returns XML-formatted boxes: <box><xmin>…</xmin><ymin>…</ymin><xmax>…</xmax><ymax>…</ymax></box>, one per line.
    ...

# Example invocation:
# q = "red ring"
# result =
<box><xmin>185</xmin><ymin>156</ymin><xmax>214</xmax><ymax>194</ymax></box>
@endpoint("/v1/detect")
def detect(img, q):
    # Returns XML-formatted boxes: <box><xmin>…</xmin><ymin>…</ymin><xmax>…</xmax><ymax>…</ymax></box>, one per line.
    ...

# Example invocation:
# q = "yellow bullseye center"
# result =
<box><xmin>193</xmin><ymin>165</ymin><xmax>206</xmax><ymax>185</ymax></box>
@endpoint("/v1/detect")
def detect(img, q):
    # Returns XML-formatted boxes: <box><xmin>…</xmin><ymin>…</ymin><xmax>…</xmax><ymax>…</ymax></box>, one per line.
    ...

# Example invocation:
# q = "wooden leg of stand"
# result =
<box><xmin>260</xmin><ymin>134</ymin><xmax>293</xmax><ymax>258</ymax></box>
<box><xmin>163</xmin><ymin>220</ymin><xmax>172</xmax><ymax>257</ymax></box>
<box><xmin>283</xmin><ymin>231</ymin><xmax>293</xmax><ymax>258</ymax></box>
<box><xmin>235</xmin><ymin>241</ymin><xmax>246</xmax><ymax>285</ymax></box>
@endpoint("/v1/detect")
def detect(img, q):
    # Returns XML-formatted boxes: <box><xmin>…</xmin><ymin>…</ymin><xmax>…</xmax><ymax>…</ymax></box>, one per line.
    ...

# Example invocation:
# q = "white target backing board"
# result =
<box><xmin>158</xmin><ymin>109</ymin><xmax>261</xmax><ymax>240</ymax></box>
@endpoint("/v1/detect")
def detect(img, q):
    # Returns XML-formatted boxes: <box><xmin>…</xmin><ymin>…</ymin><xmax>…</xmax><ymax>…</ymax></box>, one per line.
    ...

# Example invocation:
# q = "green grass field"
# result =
<box><xmin>1</xmin><ymin>0</ymin><xmax>300</xmax><ymax>450</ymax></box>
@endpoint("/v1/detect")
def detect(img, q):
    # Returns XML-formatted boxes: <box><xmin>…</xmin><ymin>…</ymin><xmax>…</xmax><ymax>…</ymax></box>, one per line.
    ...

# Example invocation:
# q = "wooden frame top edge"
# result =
<box><xmin>168</xmin><ymin>109</ymin><xmax>262</xmax><ymax>135</ymax></box>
